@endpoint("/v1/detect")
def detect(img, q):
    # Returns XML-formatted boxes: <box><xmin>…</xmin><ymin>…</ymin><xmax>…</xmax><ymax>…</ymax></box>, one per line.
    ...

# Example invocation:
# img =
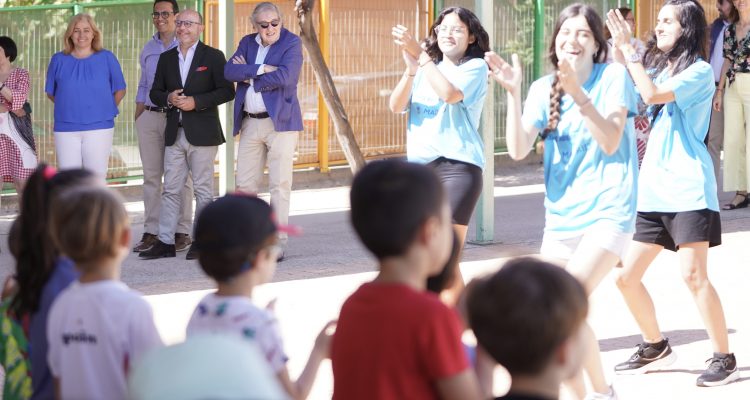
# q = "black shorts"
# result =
<box><xmin>633</xmin><ymin>209</ymin><xmax>721</xmax><ymax>252</ymax></box>
<box><xmin>428</xmin><ymin>157</ymin><xmax>483</xmax><ymax>226</ymax></box>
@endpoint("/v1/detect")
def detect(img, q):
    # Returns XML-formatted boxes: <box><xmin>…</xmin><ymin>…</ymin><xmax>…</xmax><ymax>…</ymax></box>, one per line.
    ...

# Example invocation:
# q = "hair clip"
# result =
<box><xmin>43</xmin><ymin>165</ymin><xmax>57</xmax><ymax>181</ymax></box>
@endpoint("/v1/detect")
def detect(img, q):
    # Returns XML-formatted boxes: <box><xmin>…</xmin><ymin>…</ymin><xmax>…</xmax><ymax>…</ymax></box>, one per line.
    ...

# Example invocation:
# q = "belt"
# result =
<box><xmin>243</xmin><ymin>111</ymin><xmax>270</xmax><ymax>119</ymax></box>
<box><xmin>145</xmin><ymin>105</ymin><xmax>168</xmax><ymax>113</ymax></box>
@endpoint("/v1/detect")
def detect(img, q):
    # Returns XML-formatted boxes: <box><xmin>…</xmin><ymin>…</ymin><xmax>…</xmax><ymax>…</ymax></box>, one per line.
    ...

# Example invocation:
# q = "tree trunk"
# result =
<box><xmin>295</xmin><ymin>0</ymin><xmax>366</xmax><ymax>173</ymax></box>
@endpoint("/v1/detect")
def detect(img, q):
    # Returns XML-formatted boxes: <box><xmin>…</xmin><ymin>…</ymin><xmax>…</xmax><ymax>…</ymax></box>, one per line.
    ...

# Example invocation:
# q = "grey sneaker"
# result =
<box><xmin>696</xmin><ymin>353</ymin><xmax>740</xmax><ymax>387</ymax></box>
<box><xmin>614</xmin><ymin>339</ymin><xmax>677</xmax><ymax>375</ymax></box>
<box><xmin>175</xmin><ymin>233</ymin><xmax>192</xmax><ymax>252</ymax></box>
<box><xmin>133</xmin><ymin>233</ymin><xmax>158</xmax><ymax>253</ymax></box>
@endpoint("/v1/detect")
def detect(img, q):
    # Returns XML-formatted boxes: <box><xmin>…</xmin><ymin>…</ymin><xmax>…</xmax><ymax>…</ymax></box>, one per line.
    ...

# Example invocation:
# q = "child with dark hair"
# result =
<box><xmin>389</xmin><ymin>7</ymin><xmax>491</xmax><ymax>304</ymax></box>
<box><xmin>608</xmin><ymin>0</ymin><xmax>739</xmax><ymax>386</ymax></box>
<box><xmin>332</xmin><ymin>160</ymin><xmax>481</xmax><ymax>400</ymax></box>
<box><xmin>46</xmin><ymin>187</ymin><xmax>162</xmax><ymax>400</ymax></box>
<box><xmin>186</xmin><ymin>193</ymin><xmax>333</xmax><ymax>400</ymax></box>
<box><xmin>0</xmin><ymin>164</ymin><xmax>98</xmax><ymax>399</ymax></box>
<box><xmin>487</xmin><ymin>3</ymin><xmax>637</xmax><ymax>399</ymax></box>
<box><xmin>467</xmin><ymin>257</ymin><xmax>589</xmax><ymax>400</ymax></box>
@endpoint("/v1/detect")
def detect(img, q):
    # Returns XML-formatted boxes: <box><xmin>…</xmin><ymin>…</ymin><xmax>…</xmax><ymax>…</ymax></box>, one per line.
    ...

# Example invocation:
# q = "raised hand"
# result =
<box><xmin>402</xmin><ymin>49</ymin><xmax>418</xmax><ymax>72</ymax></box>
<box><xmin>392</xmin><ymin>24</ymin><xmax>423</xmax><ymax>59</ymax></box>
<box><xmin>485</xmin><ymin>52</ymin><xmax>523</xmax><ymax>94</ymax></box>
<box><xmin>606</xmin><ymin>9</ymin><xmax>633</xmax><ymax>51</ymax></box>
<box><xmin>557</xmin><ymin>58</ymin><xmax>582</xmax><ymax>97</ymax></box>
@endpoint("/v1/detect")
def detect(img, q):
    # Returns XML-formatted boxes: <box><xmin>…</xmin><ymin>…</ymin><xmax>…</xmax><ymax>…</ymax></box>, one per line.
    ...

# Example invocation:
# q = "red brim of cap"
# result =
<box><xmin>277</xmin><ymin>224</ymin><xmax>303</xmax><ymax>236</ymax></box>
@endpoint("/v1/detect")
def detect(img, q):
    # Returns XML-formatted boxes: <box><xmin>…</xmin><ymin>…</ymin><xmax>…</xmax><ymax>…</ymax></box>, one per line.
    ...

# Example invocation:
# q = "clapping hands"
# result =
<box><xmin>485</xmin><ymin>52</ymin><xmax>523</xmax><ymax>94</ymax></box>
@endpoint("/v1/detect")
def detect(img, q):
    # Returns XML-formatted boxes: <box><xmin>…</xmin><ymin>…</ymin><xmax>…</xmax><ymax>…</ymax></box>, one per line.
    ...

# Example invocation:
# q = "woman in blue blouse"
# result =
<box><xmin>45</xmin><ymin>13</ymin><xmax>126</xmax><ymax>179</ymax></box>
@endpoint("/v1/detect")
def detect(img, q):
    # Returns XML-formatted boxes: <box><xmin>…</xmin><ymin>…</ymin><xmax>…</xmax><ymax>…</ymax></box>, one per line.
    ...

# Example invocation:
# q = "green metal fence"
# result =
<box><xmin>0</xmin><ymin>0</ymin><xmax>200</xmax><ymax>183</ymax></box>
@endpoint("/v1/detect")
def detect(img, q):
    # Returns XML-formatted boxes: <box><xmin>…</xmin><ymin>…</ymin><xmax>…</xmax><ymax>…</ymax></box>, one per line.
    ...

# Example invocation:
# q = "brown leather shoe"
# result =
<box><xmin>133</xmin><ymin>233</ymin><xmax>158</xmax><ymax>252</ymax></box>
<box><xmin>175</xmin><ymin>233</ymin><xmax>192</xmax><ymax>252</ymax></box>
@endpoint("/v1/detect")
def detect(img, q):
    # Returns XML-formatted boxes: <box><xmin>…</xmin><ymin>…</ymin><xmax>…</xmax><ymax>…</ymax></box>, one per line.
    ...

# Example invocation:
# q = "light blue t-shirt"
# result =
<box><xmin>45</xmin><ymin>50</ymin><xmax>126</xmax><ymax>132</ymax></box>
<box><xmin>638</xmin><ymin>61</ymin><xmax>719</xmax><ymax>212</ymax></box>
<box><xmin>407</xmin><ymin>58</ymin><xmax>488</xmax><ymax>169</ymax></box>
<box><xmin>522</xmin><ymin>63</ymin><xmax>639</xmax><ymax>236</ymax></box>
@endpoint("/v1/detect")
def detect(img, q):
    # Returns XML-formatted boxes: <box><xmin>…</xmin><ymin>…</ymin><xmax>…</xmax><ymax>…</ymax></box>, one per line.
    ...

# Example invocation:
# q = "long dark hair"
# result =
<box><xmin>542</xmin><ymin>4</ymin><xmax>608</xmax><ymax>139</ymax></box>
<box><xmin>643</xmin><ymin>0</ymin><xmax>707</xmax><ymax>125</ymax></box>
<box><xmin>10</xmin><ymin>164</ymin><xmax>97</xmax><ymax>317</ymax></box>
<box><xmin>423</xmin><ymin>7</ymin><xmax>490</xmax><ymax>65</ymax></box>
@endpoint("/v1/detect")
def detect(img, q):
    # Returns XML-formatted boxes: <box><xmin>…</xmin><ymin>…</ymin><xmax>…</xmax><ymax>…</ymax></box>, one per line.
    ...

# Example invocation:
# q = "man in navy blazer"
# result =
<box><xmin>224</xmin><ymin>2</ymin><xmax>303</xmax><ymax>261</ymax></box>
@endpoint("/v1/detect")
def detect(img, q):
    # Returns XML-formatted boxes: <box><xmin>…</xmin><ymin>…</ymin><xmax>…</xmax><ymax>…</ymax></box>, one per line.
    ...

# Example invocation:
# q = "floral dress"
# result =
<box><xmin>722</xmin><ymin>23</ymin><xmax>750</xmax><ymax>86</ymax></box>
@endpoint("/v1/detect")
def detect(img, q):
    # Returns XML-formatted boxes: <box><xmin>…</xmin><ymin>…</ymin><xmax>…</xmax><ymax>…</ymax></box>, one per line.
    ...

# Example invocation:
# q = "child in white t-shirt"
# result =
<box><xmin>186</xmin><ymin>193</ymin><xmax>334</xmax><ymax>400</ymax></box>
<box><xmin>46</xmin><ymin>187</ymin><xmax>163</xmax><ymax>400</ymax></box>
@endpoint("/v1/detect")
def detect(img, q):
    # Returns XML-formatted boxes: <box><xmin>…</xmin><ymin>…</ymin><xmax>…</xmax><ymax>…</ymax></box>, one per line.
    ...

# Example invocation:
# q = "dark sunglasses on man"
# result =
<box><xmin>258</xmin><ymin>20</ymin><xmax>280</xmax><ymax>29</ymax></box>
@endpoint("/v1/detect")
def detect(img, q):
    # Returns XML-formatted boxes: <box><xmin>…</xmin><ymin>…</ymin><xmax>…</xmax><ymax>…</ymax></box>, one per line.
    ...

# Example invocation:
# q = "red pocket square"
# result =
<box><xmin>196</xmin><ymin>66</ymin><xmax>208</xmax><ymax>72</ymax></box>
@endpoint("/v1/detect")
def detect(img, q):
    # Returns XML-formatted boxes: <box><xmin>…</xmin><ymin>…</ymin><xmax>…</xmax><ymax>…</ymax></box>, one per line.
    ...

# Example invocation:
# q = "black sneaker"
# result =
<box><xmin>614</xmin><ymin>339</ymin><xmax>677</xmax><ymax>375</ymax></box>
<box><xmin>185</xmin><ymin>244</ymin><xmax>199</xmax><ymax>260</ymax></box>
<box><xmin>139</xmin><ymin>240</ymin><xmax>176</xmax><ymax>260</ymax></box>
<box><xmin>697</xmin><ymin>353</ymin><xmax>740</xmax><ymax>387</ymax></box>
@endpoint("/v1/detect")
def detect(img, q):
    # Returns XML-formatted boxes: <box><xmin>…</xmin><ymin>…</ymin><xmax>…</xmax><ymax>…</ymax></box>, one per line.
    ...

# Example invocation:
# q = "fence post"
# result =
<box><xmin>533</xmin><ymin>0</ymin><xmax>544</xmax><ymax>81</ymax></box>
<box><xmin>471</xmin><ymin>0</ymin><xmax>495</xmax><ymax>244</ymax></box>
<box><xmin>317</xmin><ymin>0</ymin><xmax>330</xmax><ymax>173</ymax></box>
<box><xmin>73</xmin><ymin>2</ymin><xmax>84</xmax><ymax>15</ymax></box>
<box><xmin>218</xmin><ymin>0</ymin><xmax>235</xmax><ymax>195</ymax></box>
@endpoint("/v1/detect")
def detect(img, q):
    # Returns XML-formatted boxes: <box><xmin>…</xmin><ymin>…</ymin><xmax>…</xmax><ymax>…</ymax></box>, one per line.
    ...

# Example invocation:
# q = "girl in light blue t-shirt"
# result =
<box><xmin>487</xmin><ymin>4</ymin><xmax>638</xmax><ymax>399</ymax></box>
<box><xmin>607</xmin><ymin>0</ymin><xmax>738</xmax><ymax>387</ymax></box>
<box><xmin>389</xmin><ymin>7</ymin><xmax>489</xmax><ymax>302</ymax></box>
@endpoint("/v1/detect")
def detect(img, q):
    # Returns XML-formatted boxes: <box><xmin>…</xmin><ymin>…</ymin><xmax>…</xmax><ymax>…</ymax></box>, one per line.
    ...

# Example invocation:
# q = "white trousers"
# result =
<box><xmin>723</xmin><ymin>73</ymin><xmax>750</xmax><ymax>191</ymax></box>
<box><xmin>54</xmin><ymin>128</ymin><xmax>114</xmax><ymax>179</ymax></box>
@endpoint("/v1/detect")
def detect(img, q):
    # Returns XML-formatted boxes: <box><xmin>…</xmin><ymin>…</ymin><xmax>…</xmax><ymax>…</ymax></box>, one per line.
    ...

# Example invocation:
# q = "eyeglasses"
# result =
<box><xmin>151</xmin><ymin>11</ymin><xmax>175</xmax><ymax>19</ymax></box>
<box><xmin>257</xmin><ymin>20</ymin><xmax>280</xmax><ymax>29</ymax></box>
<box><xmin>175</xmin><ymin>20</ymin><xmax>202</xmax><ymax>28</ymax></box>
<box><xmin>434</xmin><ymin>25</ymin><xmax>467</xmax><ymax>36</ymax></box>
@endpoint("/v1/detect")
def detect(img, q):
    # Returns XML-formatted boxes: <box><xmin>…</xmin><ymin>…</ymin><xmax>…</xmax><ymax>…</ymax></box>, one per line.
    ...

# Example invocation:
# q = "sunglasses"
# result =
<box><xmin>257</xmin><ymin>20</ymin><xmax>280</xmax><ymax>29</ymax></box>
<box><xmin>175</xmin><ymin>20</ymin><xmax>202</xmax><ymax>28</ymax></box>
<box><xmin>151</xmin><ymin>11</ymin><xmax>175</xmax><ymax>19</ymax></box>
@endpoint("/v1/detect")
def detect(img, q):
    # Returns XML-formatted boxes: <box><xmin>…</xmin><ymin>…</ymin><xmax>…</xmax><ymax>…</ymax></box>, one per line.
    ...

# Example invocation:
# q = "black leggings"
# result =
<box><xmin>428</xmin><ymin>157</ymin><xmax>483</xmax><ymax>226</ymax></box>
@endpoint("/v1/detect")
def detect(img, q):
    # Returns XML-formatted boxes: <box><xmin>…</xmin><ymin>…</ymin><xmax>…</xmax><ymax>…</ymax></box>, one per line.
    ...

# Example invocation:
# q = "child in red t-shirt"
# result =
<box><xmin>331</xmin><ymin>160</ymin><xmax>482</xmax><ymax>400</ymax></box>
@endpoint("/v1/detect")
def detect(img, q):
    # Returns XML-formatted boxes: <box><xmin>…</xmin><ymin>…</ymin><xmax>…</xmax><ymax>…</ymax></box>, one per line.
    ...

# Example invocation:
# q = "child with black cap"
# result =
<box><xmin>186</xmin><ymin>193</ymin><xmax>334</xmax><ymax>400</ymax></box>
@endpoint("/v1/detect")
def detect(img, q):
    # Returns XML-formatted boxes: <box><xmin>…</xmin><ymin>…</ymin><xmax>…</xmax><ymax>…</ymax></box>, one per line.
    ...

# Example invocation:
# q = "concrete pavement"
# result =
<box><xmin>1</xmin><ymin>161</ymin><xmax>748</xmax><ymax>399</ymax></box>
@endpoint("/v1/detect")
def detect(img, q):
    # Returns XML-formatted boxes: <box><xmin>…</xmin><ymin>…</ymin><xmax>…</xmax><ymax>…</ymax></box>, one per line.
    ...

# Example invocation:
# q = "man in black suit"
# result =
<box><xmin>141</xmin><ymin>9</ymin><xmax>235</xmax><ymax>260</ymax></box>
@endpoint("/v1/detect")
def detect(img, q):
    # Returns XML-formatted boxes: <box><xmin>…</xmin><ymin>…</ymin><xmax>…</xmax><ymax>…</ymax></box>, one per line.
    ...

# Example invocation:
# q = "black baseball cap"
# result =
<box><xmin>193</xmin><ymin>193</ymin><xmax>299</xmax><ymax>255</ymax></box>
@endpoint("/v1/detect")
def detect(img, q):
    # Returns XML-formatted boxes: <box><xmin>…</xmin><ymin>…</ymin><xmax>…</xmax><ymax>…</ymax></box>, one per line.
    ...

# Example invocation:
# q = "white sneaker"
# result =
<box><xmin>583</xmin><ymin>385</ymin><xmax>617</xmax><ymax>400</ymax></box>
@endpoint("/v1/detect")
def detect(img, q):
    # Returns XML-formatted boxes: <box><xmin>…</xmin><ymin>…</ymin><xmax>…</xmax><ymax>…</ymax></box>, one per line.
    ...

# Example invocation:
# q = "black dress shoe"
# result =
<box><xmin>185</xmin><ymin>244</ymin><xmax>199</xmax><ymax>260</ymax></box>
<box><xmin>139</xmin><ymin>240</ymin><xmax>176</xmax><ymax>259</ymax></box>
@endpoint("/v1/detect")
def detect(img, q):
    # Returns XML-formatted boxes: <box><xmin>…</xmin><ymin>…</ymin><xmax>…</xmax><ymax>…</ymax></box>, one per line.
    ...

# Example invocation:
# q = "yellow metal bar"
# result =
<box><xmin>317</xmin><ymin>0</ymin><xmax>331</xmax><ymax>173</ymax></box>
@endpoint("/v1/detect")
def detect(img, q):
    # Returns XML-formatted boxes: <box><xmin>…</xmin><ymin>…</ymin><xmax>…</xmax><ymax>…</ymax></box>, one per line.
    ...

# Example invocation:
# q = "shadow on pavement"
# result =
<box><xmin>600</xmin><ymin>328</ymin><xmax>738</xmax><ymax>352</ymax></box>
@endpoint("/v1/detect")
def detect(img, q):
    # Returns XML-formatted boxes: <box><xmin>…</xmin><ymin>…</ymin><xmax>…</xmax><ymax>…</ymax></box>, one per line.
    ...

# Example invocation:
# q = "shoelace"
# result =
<box><xmin>704</xmin><ymin>357</ymin><xmax>731</xmax><ymax>373</ymax></box>
<box><xmin>630</xmin><ymin>342</ymin><xmax>651</xmax><ymax>361</ymax></box>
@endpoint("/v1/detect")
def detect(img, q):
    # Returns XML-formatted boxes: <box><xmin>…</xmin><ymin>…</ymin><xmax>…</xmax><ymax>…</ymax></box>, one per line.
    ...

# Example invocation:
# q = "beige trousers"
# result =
<box><xmin>722</xmin><ymin>73</ymin><xmax>750</xmax><ymax>191</ymax></box>
<box><xmin>235</xmin><ymin>117</ymin><xmax>298</xmax><ymax>246</ymax></box>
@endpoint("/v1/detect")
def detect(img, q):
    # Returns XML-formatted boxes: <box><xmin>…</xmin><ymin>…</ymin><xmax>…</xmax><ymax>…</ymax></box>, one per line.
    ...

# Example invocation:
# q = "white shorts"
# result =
<box><xmin>540</xmin><ymin>229</ymin><xmax>634</xmax><ymax>261</ymax></box>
